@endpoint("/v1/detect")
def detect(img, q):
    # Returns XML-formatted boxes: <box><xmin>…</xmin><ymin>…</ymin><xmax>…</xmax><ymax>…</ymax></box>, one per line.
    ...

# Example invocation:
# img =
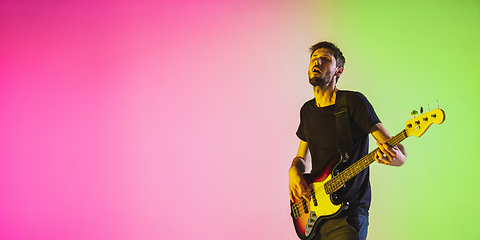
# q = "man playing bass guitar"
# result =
<box><xmin>289</xmin><ymin>41</ymin><xmax>407</xmax><ymax>240</ymax></box>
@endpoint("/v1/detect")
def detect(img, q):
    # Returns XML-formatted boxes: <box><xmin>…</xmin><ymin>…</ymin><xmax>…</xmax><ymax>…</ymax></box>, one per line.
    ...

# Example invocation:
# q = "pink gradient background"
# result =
<box><xmin>1</xmin><ymin>1</ymin><xmax>308</xmax><ymax>239</ymax></box>
<box><xmin>4</xmin><ymin>1</ymin><xmax>479</xmax><ymax>240</ymax></box>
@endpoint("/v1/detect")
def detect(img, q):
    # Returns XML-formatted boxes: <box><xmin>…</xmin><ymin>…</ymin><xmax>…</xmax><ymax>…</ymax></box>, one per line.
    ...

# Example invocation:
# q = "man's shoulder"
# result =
<box><xmin>339</xmin><ymin>90</ymin><xmax>366</xmax><ymax>99</ymax></box>
<box><xmin>338</xmin><ymin>90</ymin><xmax>375</xmax><ymax>113</ymax></box>
<box><xmin>300</xmin><ymin>98</ymin><xmax>316</xmax><ymax>108</ymax></box>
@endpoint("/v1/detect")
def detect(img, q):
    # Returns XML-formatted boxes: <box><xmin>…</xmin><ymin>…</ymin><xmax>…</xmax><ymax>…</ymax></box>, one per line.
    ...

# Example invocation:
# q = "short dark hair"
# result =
<box><xmin>309</xmin><ymin>41</ymin><xmax>345</xmax><ymax>69</ymax></box>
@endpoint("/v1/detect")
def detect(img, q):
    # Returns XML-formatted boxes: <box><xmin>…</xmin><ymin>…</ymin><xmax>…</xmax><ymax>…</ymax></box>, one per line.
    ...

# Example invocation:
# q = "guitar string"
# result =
<box><xmin>325</xmin><ymin>131</ymin><xmax>405</xmax><ymax>193</ymax></box>
<box><xmin>294</xmin><ymin>115</ymin><xmax>442</xmax><ymax>216</ymax></box>
<box><xmin>292</xmin><ymin>131</ymin><xmax>407</xmax><ymax>217</ymax></box>
<box><xmin>293</xmin><ymin>113</ymin><xmax>442</xmax><ymax>218</ymax></box>
<box><xmin>294</xmin><ymin>148</ymin><xmax>389</xmax><ymax>216</ymax></box>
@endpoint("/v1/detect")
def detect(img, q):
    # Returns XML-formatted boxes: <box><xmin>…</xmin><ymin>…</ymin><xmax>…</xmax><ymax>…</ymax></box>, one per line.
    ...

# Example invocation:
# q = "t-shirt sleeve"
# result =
<box><xmin>350</xmin><ymin>92</ymin><xmax>381</xmax><ymax>133</ymax></box>
<box><xmin>296</xmin><ymin>104</ymin><xmax>307</xmax><ymax>142</ymax></box>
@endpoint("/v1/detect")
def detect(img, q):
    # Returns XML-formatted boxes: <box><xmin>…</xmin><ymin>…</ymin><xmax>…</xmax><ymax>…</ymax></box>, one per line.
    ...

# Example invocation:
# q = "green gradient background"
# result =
<box><xmin>296</xmin><ymin>1</ymin><xmax>480</xmax><ymax>239</ymax></box>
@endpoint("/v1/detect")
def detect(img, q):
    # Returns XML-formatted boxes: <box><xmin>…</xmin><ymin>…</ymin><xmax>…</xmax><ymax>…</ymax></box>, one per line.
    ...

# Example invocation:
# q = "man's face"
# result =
<box><xmin>308</xmin><ymin>48</ymin><xmax>341</xmax><ymax>87</ymax></box>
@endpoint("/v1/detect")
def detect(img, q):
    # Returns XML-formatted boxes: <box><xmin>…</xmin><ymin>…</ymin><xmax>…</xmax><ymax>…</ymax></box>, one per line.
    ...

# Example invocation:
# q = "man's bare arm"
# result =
<box><xmin>288</xmin><ymin>140</ymin><xmax>309</xmax><ymax>201</ymax></box>
<box><xmin>371</xmin><ymin>123</ymin><xmax>407</xmax><ymax>166</ymax></box>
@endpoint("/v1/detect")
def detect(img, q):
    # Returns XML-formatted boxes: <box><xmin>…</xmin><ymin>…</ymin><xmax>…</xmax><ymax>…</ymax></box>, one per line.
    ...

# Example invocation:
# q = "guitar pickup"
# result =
<box><xmin>311</xmin><ymin>190</ymin><xmax>318</xmax><ymax>206</ymax></box>
<box><xmin>302</xmin><ymin>198</ymin><xmax>309</xmax><ymax>214</ymax></box>
<box><xmin>292</xmin><ymin>204</ymin><xmax>300</xmax><ymax>219</ymax></box>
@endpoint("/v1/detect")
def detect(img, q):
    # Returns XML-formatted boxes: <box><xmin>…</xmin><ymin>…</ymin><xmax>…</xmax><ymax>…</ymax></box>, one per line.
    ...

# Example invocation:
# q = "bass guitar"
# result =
<box><xmin>290</xmin><ymin>108</ymin><xmax>445</xmax><ymax>240</ymax></box>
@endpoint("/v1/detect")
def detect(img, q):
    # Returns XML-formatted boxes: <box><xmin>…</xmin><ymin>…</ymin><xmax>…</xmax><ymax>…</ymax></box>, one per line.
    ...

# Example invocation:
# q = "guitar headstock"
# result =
<box><xmin>405</xmin><ymin>108</ymin><xmax>445</xmax><ymax>138</ymax></box>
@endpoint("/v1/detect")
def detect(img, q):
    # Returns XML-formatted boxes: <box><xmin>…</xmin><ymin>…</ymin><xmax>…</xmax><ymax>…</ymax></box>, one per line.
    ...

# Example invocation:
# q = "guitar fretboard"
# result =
<box><xmin>324</xmin><ymin>130</ymin><xmax>408</xmax><ymax>195</ymax></box>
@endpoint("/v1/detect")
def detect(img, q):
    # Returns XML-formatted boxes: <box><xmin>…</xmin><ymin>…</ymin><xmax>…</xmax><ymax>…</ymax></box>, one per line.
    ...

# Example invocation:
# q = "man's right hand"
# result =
<box><xmin>288</xmin><ymin>166</ymin><xmax>310</xmax><ymax>202</ymax></box>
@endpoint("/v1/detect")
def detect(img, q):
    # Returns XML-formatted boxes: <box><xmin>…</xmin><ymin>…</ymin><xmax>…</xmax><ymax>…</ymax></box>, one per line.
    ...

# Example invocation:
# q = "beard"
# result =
<box><xmin>309</xmin><ymin>74</ymin><xmax>332</xmax><ymax>87</ymax></box>
<box><xmin>309</xmin><ymin>76</ymin><xmax>328</xmax><ymax>86</ymax></box>
<box><xmin>309</xmin><ymin>69</ymin><xmax>335</xmax><ymax>87</ymax></box>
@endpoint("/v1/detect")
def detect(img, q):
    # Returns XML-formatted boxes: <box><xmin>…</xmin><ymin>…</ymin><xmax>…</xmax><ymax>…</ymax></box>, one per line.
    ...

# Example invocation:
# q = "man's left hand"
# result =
<box><xmin>376</xmin><ymin>141</ymin><xmax>406</xmax><ymax>166</ymax></box>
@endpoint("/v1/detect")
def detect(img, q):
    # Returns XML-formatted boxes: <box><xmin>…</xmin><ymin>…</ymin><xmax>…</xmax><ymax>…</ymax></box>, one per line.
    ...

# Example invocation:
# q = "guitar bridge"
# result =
<box><xmin>305</xmin><ymin>211</ymin><xmax>317</xmax><ymax>237</ymax></box>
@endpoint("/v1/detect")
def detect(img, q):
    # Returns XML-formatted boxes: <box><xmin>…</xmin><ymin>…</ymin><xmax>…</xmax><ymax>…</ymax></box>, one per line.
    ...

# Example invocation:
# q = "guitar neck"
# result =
<box><xmin>324</xmin><ymin>129</ymin><xmax>408</xmax><ymax>194</ymax></box>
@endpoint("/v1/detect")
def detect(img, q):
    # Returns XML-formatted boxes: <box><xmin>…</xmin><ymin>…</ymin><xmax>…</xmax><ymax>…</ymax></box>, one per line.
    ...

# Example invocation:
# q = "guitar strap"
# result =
<box><xmin>335</xmin><ymin>90</ymin><xmax>353</xmax><ymax>161</ymax></box>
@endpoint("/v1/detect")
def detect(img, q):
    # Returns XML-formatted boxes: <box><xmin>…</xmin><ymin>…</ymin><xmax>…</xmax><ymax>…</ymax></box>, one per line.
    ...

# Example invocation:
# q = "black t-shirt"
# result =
<box><xmin>296</xmin><ymin>90</ymin><xmax>380</xmax><ymax>212</ymax></box>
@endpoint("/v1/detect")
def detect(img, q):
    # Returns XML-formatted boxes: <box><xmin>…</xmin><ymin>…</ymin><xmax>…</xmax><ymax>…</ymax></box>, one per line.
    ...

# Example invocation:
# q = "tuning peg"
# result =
<box><xmin>420</xmin><ymin>107</ymin><xmax>423</xmax><ymax>114</ymax></box>
<box><xmin>410</xmin><ymin>110</ymin><xmax>418</xmax><ymax>118</ymax></box>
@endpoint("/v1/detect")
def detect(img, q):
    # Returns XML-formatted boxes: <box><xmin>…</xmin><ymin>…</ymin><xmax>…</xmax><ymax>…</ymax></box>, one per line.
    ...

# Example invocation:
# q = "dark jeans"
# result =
<box><xmin>310</xmin><ymin>214</ymin><xmax>369</xmax><ymax>240</ymax></box>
